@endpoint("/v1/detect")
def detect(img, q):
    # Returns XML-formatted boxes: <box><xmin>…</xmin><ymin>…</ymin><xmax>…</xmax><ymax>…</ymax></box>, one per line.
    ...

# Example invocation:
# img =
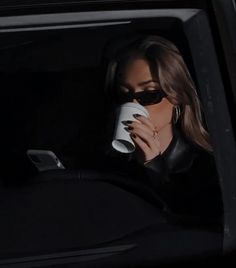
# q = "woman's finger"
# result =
<box><xmin>133</xmin><ymin>115</ymin><xmax>156</xmax><ymax>132</ymax></box>
<box><xmin>131</xmin><ymin>132</ymin><xmax>161</xmax><ymax>162</ymax></box>
<box><xmin>127</xmin><ymin>121</ymin><xmax>153</xmax><ymax>137</ymax></box>
<box><xmin>131</xmin><ymin>127</ymin><xmax>159</xmax><ymax>151</ymax></box>
<box><xmin>131</xmin><ymin>133</ymin><xmax>150</xmax><ymax>153</ymax></box>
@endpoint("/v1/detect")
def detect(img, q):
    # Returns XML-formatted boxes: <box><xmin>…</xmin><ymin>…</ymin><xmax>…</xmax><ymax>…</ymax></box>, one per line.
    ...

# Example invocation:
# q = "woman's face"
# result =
<box><xmin>119</xmin><ymin>58</ymin><xmax>174</xmax><ymax>131</ymax></box>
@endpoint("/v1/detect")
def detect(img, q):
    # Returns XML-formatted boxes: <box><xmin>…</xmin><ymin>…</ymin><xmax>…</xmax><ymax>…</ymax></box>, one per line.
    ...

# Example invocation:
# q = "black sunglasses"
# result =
<box><xmin>116</xmin><ymin>87</ymin><xmax>167</xmax><ymax>106</ymax></box>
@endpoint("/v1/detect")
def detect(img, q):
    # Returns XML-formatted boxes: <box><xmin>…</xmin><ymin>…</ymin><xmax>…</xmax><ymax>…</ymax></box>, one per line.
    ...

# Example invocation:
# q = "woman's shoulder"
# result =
<box><xmin>165</xmin><ymin>129</ymin><xmax>220</xmax><ymax>189</ymax></box>
<box><xmin>141</xmin><ymin>125</ymin><xmax>206</xmax><ymax>175</ymax></box>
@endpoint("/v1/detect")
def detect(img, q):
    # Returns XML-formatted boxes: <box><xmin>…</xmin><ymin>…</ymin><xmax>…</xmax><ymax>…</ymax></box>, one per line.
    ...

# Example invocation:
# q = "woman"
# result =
<box><xmin>102</xmin><ymin>35</ymin><xmax>223</xmax><ymax>229</ymax></box>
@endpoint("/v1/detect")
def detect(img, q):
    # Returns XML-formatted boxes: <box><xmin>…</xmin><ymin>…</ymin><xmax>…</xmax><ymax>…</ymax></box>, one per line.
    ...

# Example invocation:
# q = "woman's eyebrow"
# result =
<box><xmin>138</xmin><ymin>80</ymin><xmax>160</xmax><ymax>86</ymax></box>
<box><xmin>120</xmin><ymin>80</ymin><xmax>160</xmax><ymax>88</ymax></box>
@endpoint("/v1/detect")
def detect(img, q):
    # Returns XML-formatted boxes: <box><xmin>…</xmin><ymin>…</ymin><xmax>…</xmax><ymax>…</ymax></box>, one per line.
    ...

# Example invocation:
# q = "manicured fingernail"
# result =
<box><xmin>134</xmin><ymin>114</ymin><xmax>141</xmax><ymax>118</ymax></box>
<box><xmin>122</xmin><ymin>120</ymin><xmax>132</xmax><ymax>126</ymax></box>
<box><xmin>122</xmin><ymin>120</ymin><xmax>133</xmax><ymax>125</ymax></box>
<box><xmin>124</xmin><ymin>127</ymin><xmax>131</xmax><ymax>132</ymax></box>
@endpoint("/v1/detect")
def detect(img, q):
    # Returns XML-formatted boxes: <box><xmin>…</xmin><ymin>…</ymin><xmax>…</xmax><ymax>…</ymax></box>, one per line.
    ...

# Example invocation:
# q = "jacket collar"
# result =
<box><xmin>162</xmin><ymin>125</ymin><xmax>198</xmax><ymax>173</ymax></box>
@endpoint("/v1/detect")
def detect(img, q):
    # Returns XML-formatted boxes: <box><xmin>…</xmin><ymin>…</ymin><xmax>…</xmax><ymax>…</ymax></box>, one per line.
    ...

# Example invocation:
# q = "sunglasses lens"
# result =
<box><xmin>116</xmin><ymin>88</ymin><xmax>166</xmax><ymax>105</ymax></box>
<box><xmin>135</xmin><ymin>90</ymin><xmax>165</xmax><ymax>105</ymax></box>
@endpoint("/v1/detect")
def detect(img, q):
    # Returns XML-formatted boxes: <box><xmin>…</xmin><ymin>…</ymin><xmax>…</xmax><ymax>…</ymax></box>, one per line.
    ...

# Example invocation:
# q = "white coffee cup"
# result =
<box><xmin>112</xmin><ymin>102</ymin><xmax>149</xmax><ymax>153</ymax></box>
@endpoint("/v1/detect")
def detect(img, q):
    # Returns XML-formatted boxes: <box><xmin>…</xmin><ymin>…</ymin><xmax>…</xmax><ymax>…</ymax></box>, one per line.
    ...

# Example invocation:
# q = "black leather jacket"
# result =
<box><xmin>143</xmin><ymin>126</ymin><xmax>223</xmax><ymax>227</ymax></box>
<box><xmin>103</xmin><ymin>126</ymin><xmax>223</xmax><ymax>229</ymax></box>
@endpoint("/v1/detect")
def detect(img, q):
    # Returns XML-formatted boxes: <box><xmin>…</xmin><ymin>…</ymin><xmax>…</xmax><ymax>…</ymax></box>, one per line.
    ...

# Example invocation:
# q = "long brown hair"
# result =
<box><xmin>104</xmin><ymin>35</ymin><xmax>212</xmax><ymax>152</ymax></box>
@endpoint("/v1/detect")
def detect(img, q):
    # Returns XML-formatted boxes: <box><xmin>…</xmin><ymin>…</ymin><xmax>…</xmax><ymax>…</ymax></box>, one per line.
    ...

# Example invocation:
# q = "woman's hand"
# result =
<box><xmin>124</xmin><ymin>114</ymin><xmax>161</xmax><ymax>164</ymax></box>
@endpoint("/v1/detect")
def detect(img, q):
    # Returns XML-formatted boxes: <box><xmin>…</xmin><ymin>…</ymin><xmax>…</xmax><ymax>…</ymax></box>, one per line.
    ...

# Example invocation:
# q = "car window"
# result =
<box><xmin>1</xmin><ymin>8</ymin><xmax>233</xmax><ymax>267</ymax></box>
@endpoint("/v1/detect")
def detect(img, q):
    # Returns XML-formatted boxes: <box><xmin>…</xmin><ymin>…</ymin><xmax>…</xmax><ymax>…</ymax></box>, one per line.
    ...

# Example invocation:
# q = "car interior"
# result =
<box><xmin>0</xmin><ymin>6</ymin><xmax>235</xmax><ymax>268</ymax></box>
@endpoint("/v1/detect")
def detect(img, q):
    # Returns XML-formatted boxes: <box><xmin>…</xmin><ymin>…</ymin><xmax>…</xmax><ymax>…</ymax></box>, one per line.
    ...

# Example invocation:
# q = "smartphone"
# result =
<box><xmin>27</xmin><ymin>150</ymin><xmax>65</xmax><ymax>172</ymax></box>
